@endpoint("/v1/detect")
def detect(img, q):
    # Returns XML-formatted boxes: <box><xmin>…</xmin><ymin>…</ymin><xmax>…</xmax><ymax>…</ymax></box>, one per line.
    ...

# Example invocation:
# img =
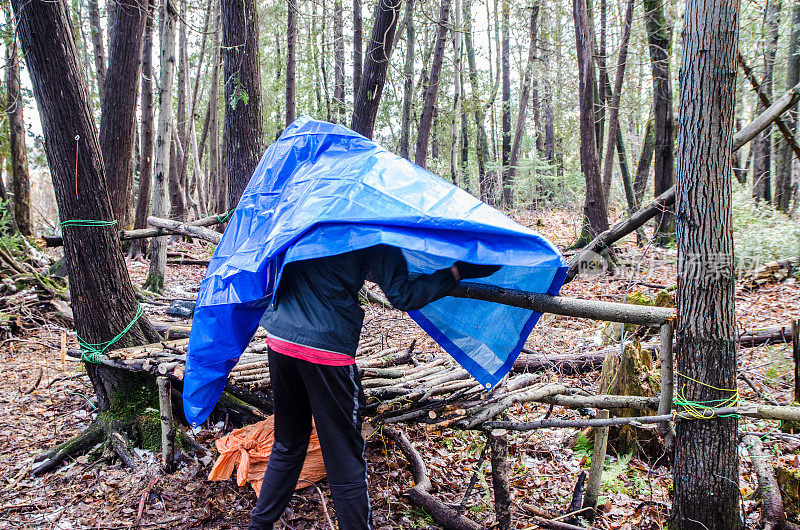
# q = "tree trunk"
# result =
<box><xmin>753</xmin><ymin>0</ymin><xmax>781</xmax><ymax>204</ymax></box>
<box><xmin>171</xmin><ymin>0</ymin><xmax>188</xmax><ymax>222</ymax></box>
<box><xmin>450</xmin><ymin>0</ymin><xmax>464</xmax><ymax>186</ymax></box>
<box><xmin>169</xmin><ymin>129</ymin><xmax>186</xmax><ymax>223</ymax></box>
<box><xmin>508</xmin><ymin>4</ymin><xmax>540</xmax><ymax>188</ymax></box>
<box><xmin>130</xmin><ymin>0</ymin><xmax>156</xmax><ymax>259</ymax></box>
<box><xmin>333</xmin><ymin>0</ymin><xmax>345</xmax><ymax>124</ymax></box>
<box><xmin>144</xmin><ymin>0</ymin><xmax>178</xmax><ymax>293</ymax></box>
<box><xmin>6</xmin><ymin>40</ymin><xmax>32</xmax><ymax>236</ymax></box>
<box><xmin>777</xmin><ymin>0</ymin><xmax>800</xmax><ymax>211</ymax></box>
<box><xmin>643</xmin><ymin>0</ymin><xmax>675</xmax><ymax>245</ymax></box>
<box><xmin>573</xmin><ymin>0</ymin><xmax>609</xmax><ymax>245</ymax></box>
<box><xmin>414</xmin><ymin>0</ymin><xmax>451</xmax><ymax>169</ymax></box>
<box><xmin>399</xmin><ymin>0</ymin><xmax>416</xmax><ymax>159</ymax></box>
<box><xmin>633</xmin><ymin>113</ymin><xmax>655</xmax><ymax>204</ymax></box>
<box><xmin>500</xmin><ymin>0</ymin><xmax>511</xmax><ymax>206</ymax></box>
<box><xmin>208</xmin><ymin>17</ymin><xmax>224</xmax><ymax>218</ymax></box>
<box><xmin>594</xmin><ymin>0</ymin><xmax>608</xmax><ymax>161</ymax></box>
<box><xmin>544</xmin><ymin>84</ymin><xmax>556</xmax><ymax>167</ymax></box>
<box><xmin>673</xmin><ymin>0</ymin><xmax>741</xmax><ymax>527</ymax></box>
<box><xmin>11</xmin><ymin>0</ymin><xmax>161</xmax><ymax>375</ymax></box>
<box><xmin>350</xmin><ymin>0</ymin><xmax>402</xmax><ymax>138</ymax></box>
<box><xmin>600</xmin><ymin>0</ymin><xmax>634</xmax><ymax>201</ymax></box>
<box><xmin>286</xmin><ymin>0</ymin><xmax>297</xmax><ymax>126</ymax></box>
<box><xmin>100</xmin><ymin>0</ymin><xmax>147</xmax><ymax>229</ymax></box>
<box><xmin>87</xmin><ymin>0</ymin><xmax>107</xmax><ymax>104</ymax></box>
<box><xmin>353</xmin><ymin>0</ymin><xmax>363</xmax><ymax>96</ymax></box>
<box><xmin>464</xmin><ymin>0</ymin><xmax>493</xmax><ymax>202</ymax></box>
<box><xmin>221</xmin><ymin>0</ymin><xmax>264</xmax><ymax>209</ymax></box>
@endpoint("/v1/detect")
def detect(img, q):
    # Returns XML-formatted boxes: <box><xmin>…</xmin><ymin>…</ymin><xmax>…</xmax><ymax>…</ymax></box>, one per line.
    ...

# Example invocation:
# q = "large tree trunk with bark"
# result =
<box><xmin>11</xmin><ymin>0</ymin><xmax>162</xmax><ymax>472</ymax></box>
<box><xmin>450</xmin><ymin>0</ymin><xmax>464</xmax><ymax>186</ymax></box>
<box><xmin>414</xmin><ymin>0</ymin><xmax>451</xmax><ymax>169</ymax></box>
<box><xmin>500</xmin><ymin>0</ymin><xmax>511</xmax><ymax>206</ymax></box>
<box><xmin>6</xmin><ymin>40</ymin><xmax>32</xmax><ymax>236</ymax></box>
<box><xmin>170</xmin><ymin>0</ymin><xmax>188</xmax><ymax>223</ymax></box>
<box><xmin>100</xmin><ymin>0</ymin><xmax>147</xmax><ymax>228</ymax></box>
<box><xmin>776</xmin><ymin>0</ymin><xmax>800</xmax><ymax>211</ymax></box>
<box><xmin>286</xmin><ymin>0</ymin><xmax>297</xmax><ymax>126</ymax></box>
<box><xmin>643</xmin><ymin>0</ymin><xmax>675</xmax><ymax>244</ymax></box>
<box><xmin>208</xmin><ymin>14</ymin><xmax>224</xmax><ymax>218</ymax></box>
<box><xmin>399</xmin><ymin>0</ymin><xmax>416</xmax><ymax>159</ymax></box>
<box><xmin>573</xmin><ymin>0</ymin><xmax>609</xmax><ymax>245</ymax></box>
<box><xmin>673</xmin><ymin>0</ymin><xmax>742</xmax><ymax>527</ymax></box>
<box><xmin>144</xmin><ymin>0</ymin><xmax>178</xmax><ymax>293</ymax></box>
<box><xmin>350</xmin><ymin>0</ymin><xmax>402</xmax><ymax>138</ymax></box>
<box><xmin>221</xmin><ymin>0</ymin><xmax>264</xmax><ymax>209</ymax></box>
<box><xmin>753</xmin><ymin>0</ymin><xmax>781</xmax><ymax>204</ymax></box>
<box><xmin>633</xmin><ymin>113</ymin><xmax>655</xmax><ymax>204</ymax></box>
<box><xmin>130</xmin><ymin>0</ymin><xmax>157</xmax><ymax>259</ymax></box>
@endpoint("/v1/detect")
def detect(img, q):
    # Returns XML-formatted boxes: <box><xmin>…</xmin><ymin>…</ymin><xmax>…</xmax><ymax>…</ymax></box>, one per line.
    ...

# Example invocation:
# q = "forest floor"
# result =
<box><xmin>1</xmin><ymin>207</ymin><xmax>799</xmax><ymax>529</ymax></box>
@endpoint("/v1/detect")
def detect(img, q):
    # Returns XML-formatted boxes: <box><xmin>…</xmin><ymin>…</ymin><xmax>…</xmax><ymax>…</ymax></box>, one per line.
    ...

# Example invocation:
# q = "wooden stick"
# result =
<box><xmin>657</xmin><ymin>321</ymin><xmax>676</xmax><ymax>449</ymax></box>
<box><xmin>147</xmin><ymin>216</ymin><xmax>221</xmax><ymax>244</ymax></box>
<box><xmin>157</xmin><ymin>376</ymin><xmax>176</xmax><ymax>472</ymax></box>
<box><xmin>743</xmin><ymin>434</ymin><xmax>787</xmax><ymax>530</ymax></box>
<box><xmin>583</xmin><ymin>410</ymin><xmax>609</xmax><ymax>511</ymax></box>
<box><xmin>488</xmin><ymin>429</ymin><xmax>511</xmax><ymax>530</ymax></box>
<box><xmin>450</xmin><ymin>283</ymin><xmax>674</xmax><ymax>327</ymax></box>
<box><xmin>794</xmin><ymin>319</ymin><xmax>800</xmax><ymax>403</ymax></box>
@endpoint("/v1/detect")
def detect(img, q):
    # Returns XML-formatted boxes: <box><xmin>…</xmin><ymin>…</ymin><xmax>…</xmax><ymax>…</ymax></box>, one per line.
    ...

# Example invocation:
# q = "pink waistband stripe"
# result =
<box><xmin>266</xmin><ymin>335</ymin><xmax>356</xmax><ymax>366</ymax></box>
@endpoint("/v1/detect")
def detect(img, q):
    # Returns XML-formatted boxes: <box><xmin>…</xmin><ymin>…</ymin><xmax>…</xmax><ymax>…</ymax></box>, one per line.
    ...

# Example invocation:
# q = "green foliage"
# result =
<box><xmin>228</xmin><ymin>76</ymin><xmax>250</xmax><ymax>111</ymax></box>
<box><xmin>574</xmin><ymin>432</ymin><xmax>594</xmax><ymax>460</ymax></box>
<box><xmin>732</xmin><ymin>184</ymin><xmax>800</xmax><ymax>271</ymax></box>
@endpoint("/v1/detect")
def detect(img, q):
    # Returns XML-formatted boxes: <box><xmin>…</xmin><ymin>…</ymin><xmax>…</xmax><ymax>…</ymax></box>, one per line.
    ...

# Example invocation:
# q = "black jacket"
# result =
<box><xmin>260</xmin><ymin>245</ymin><xmax>457</xmax><ymax>356</ymax></box>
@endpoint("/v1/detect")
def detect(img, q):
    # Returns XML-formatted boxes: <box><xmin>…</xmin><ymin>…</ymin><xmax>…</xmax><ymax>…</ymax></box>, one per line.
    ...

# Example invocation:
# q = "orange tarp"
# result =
<box><xmin>208</xmin><ymin>417</ymin><xmax>326</xmax><ymax>496</ymax></box>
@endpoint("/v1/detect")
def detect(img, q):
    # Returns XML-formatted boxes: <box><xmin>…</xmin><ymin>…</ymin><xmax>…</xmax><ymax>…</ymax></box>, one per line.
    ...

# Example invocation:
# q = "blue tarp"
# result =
<box><xmin>183</xmin><ymin>117</ymin><xmax>567</xmax><ymax>426</ymax></box>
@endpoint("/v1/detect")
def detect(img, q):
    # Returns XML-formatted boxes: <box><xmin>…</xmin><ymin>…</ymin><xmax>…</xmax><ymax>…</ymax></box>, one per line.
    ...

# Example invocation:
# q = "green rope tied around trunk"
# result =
<box><xmin>673</xmin><ymin>371</ymin><xmax>740</xmax><ymax>419</ymax></box>
<box><xmin>78</xmin><ymin>304</ymin><xmax>144</xmax><ymax>363</ymax></box>
<box><xmin>60</xmin><ymin>219</ymin><xmax>118</xmax><ymax>228</ymax></box>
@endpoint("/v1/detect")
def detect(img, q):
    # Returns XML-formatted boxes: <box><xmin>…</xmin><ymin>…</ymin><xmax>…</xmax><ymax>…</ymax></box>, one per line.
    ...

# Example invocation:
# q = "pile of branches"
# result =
<box><xmin>0</xmin><ymin>210</ymin><xmax>68</xmax><ymax>338</ymax></box>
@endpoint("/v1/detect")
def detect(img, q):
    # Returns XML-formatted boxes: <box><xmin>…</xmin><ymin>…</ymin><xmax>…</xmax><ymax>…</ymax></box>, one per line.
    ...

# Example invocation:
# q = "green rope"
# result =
<box><xmin>672</xmin><ymin>397</ymin><xmax>741</xmax><ymax>419</ymax></box>
<box><xmin>60</xmin><ymin>219</ymin><xmax>118</xmax><ymax>229</ymax></box>
<box><xmin>78</xmin><ymin>304</ymin><xmax>144</xmax><ymax>363</ymax></box>
<box><xmin>214</xmin><ymin>209</ymin><xmax>235</xmax><ymax>224</ymax></box>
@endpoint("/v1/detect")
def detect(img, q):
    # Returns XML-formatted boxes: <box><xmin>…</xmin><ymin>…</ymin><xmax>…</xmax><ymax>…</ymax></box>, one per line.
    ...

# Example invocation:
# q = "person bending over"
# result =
<box><xmin>249</xmin><ymin>244</ymin><xmax>498</xmax><ymax>530</ymax></box>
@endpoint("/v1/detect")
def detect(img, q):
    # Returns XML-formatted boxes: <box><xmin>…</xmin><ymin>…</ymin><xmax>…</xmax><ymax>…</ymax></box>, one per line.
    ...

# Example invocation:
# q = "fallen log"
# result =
<box><xmin>743</xmin><ymin>434</ymin><xmax>787</xmax><ymax>530</ymax></box>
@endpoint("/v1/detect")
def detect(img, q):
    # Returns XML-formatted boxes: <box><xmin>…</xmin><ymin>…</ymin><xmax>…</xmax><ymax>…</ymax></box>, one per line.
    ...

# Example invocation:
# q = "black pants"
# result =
<box><xmin>249</xmin><ymin>349</ymin><xmax>372</xmax><ymax>529</ymax></box>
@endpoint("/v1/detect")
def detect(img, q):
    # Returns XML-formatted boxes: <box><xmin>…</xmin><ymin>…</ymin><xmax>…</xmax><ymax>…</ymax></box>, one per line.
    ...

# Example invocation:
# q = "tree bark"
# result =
<box><xmin>450</xmin><ymin>0</ymin><xmax>464</xmax><ymax>186</ymax></box>
<box><xmin>86</xmin><ymin>0</ymin><xmax>107</xmax><ymax>103</ymax></box>
<box><xmin>399</xmin><ymin>0</ymin><xmax>416</xmax><ymax>159</ymax></box>
<box><xmin>350</xmin><ymin>0</ymin><xmax>402</xmax><ymax>139</ymax></box>
<box><xmin>753</xmin><ymin>0</ymin><xmax>781</xmax><ymax>204</ymax></box>
<box><xmin>286</xmin><ymin>0</ymin><xmax>297</xmax><ymax>126</ymax></box>
<box><xmin>673</xmin><ymin>0</ymin><xmax>741</xmax><ymax>526</ymax></box>
<box><xmin>221</xmin><ymin>0</ymin><xmax>264</xmax><ymax>209</ymax></box>
<box><xmin>633</xmin><ymin>113</ymin><xmax>655</xmax><ymax>204</ymax></box>
<box><xmin>353</xmin><ymin>0</ymin><xmax>363</xmax><ymax>96</ymax></box>
<box><xmin>600</xmin><ymin>0</ymin><xmax>634</xmax><ymax>201</ymax></box>
<box><xmin>777</xmin><ymin>0</ymin><xmax>800</xmax><ymax>211</ymax></box>
<box><xmin>6</xmin><ymin>40</ymin><xmax>32</xmax><ymax>236</ymax></box>
<box><xmin>573</xmin><ymin>0</ymin><xmax>609</xmax><ymax>245</ymax></box>
<box><xmin>208</xmin><ymin>17</ymin><xmax>224</xmax><ymax>218</ymax></box>
<box><xmin>414</xmin><ymin>0</ymin><xmax>451</xmax><ymax>169</ymax></box>
<box><xmin>10</xmin><ymin>0</ymin><xmax>160</xmax><ymax>365</ymax></box>
<box><xmin>145</xmin><ymin>0</ymin><xmax>178</xmax><ymax>293</ymax></box>
<box><xmin>464</xmin><ymin>0</ymin><xmax>493</xmax><ymax>202</ymax></box>
<box><xmin>333</xmin><ymin>0</ymin><xmax>345</xmax><ymax>123</ymax></box>
<box><xmin>171</xmin><ymin>0</ymin><xmax>188</xmax><ymax>222</ymax></box>
<box><xmin>643</xmin><ymin>0</ymin><xmax>675</xmax><ymax>244</ymax></box>
<box><xmin>500</xmin><ymin>0</ymin><xmax>511</xmax><ymax>206</ymax></box>
<box><xmin>100</xmin><ymin>0</ymin><xmax>147</xmax><ymax>229</ymax></box>
<box><xmin>508</xmin><ymin>4</ymin><xmax>540</xmax><ymax>188</ymax></box>
<box><xmin>130</xmin><ymin>0</ymin><xmax>156</xmax><ymax>259</ymax></box>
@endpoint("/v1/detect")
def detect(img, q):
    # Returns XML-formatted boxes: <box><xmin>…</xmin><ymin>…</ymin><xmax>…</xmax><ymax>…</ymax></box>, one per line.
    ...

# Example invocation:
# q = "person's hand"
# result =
<box><xmin>452</xmin><ymin>261</ymin><xmax>501</xmax><ymax>280</ymax></box>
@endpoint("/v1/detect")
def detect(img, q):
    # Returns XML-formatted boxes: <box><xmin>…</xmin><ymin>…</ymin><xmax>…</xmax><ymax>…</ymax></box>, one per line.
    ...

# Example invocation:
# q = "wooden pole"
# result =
<box><xmin>657</xmin><ymin>321</ymin><xmax>675</xmax><ymax>450</ymax></box>
<box><xmin>488</xmin><ymin>429</ymin><xmax>511</xmax><ymax>530</ymax></box>
<box><xmin>582</xmin><ymin>410</ymin><xmax>609</xmax><ymax>511</ymax></box>
<box><xmin>157</xmin><ymin>376</ymin><xmax>176</xmax><ymax>472</ymax></box>
<box><xmin>793</xmin><ymin>318</ymin><xmax>800</xmax><ymax>403</ymax></box>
